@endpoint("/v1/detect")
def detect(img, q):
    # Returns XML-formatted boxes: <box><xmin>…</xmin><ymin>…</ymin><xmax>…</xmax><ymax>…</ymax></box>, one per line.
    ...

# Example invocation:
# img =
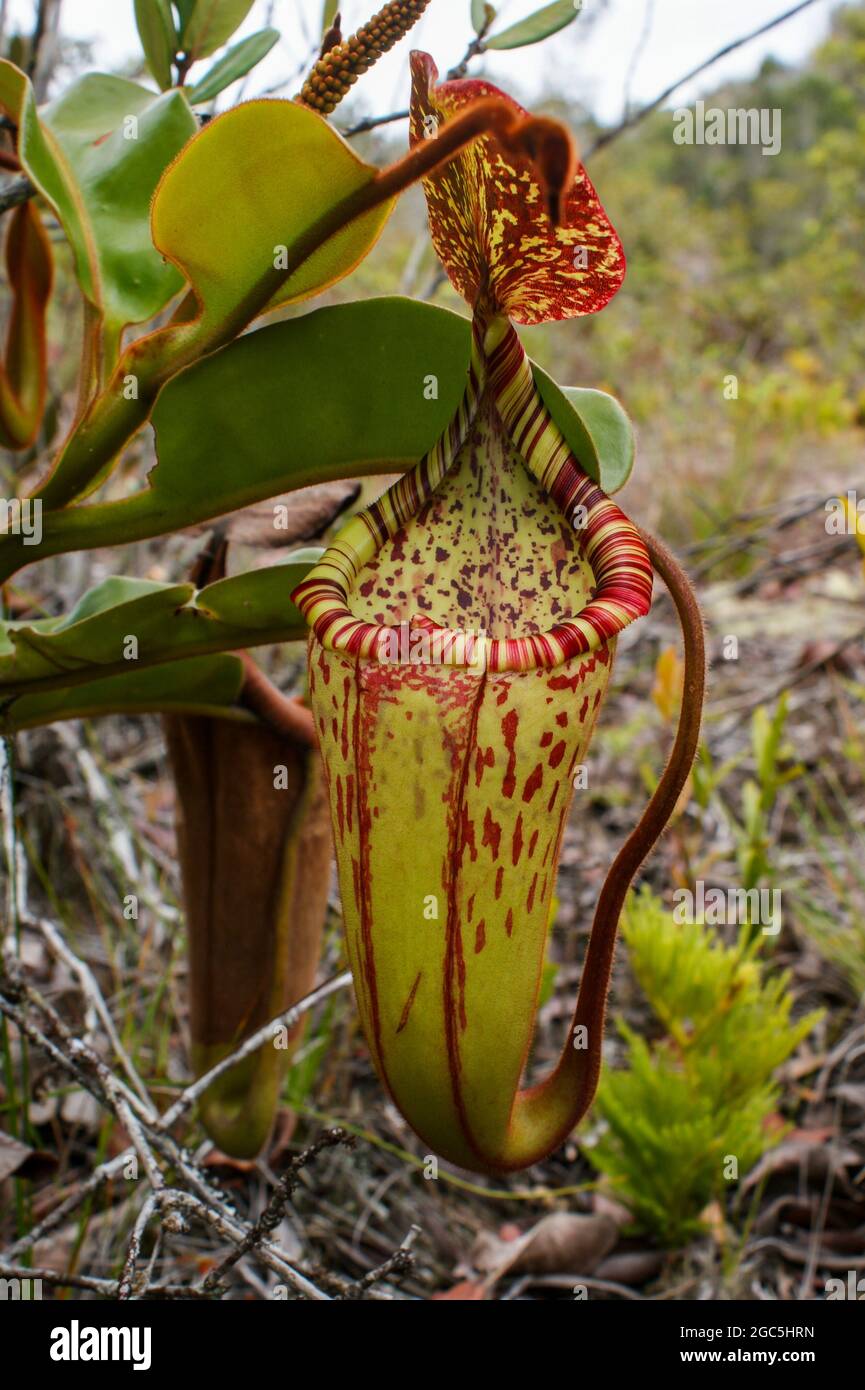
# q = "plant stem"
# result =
<box><xmin>239</xmin><ymin>652</ymin><xmax>317</xmax><ymax>746</ymax></box>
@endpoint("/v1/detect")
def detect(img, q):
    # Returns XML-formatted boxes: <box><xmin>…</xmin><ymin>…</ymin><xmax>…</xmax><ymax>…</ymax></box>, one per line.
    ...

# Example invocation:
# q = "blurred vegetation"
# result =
<box><xmin>567</xmin><ymin>3</ymin><xmax>865</xmax><ymax>538</ymax></box>
<box><xmin>348</xmin><ymin>3</ymin><xmax>865</xmax><ymax>545</ymax></box>
<box><xmin>586</xmin><ymin>889</ymin><xmax>822</xmax><ymax>1247</ymax></box>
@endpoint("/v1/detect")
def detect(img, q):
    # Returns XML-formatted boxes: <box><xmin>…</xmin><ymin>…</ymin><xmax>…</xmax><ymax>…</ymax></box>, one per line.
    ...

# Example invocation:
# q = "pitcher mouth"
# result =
<box><xmin>294</xmin><ymin>479</ymin><xmax>650</xmax><ymax>673</ymax></box>
<box><xmin>293</xmin><ymin>319</ymin><xmax>652</xmax><ymax>674</ymax></box>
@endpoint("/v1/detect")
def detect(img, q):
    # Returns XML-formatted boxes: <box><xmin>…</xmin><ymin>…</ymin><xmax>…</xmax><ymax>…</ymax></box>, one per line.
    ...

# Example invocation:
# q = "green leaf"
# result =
<box><xmin>0</xmin><ymin>299</ymin><xmax>471</xmax><ymax>574</ymax></box>
<box><xmin>154</xmin><ymin>301</ymin><xmax>636</xmax><ymax>506</ymax></box>
<box><xmin>134</xmin><ymin>0</ymin><xmax>177</xmax><ymax>91</ymax></box>
<box><xmin>322</xmin><ymin>0</ymin><xmax>340</xmax><ymax>32</ymax></box>
<box><xmin>2</xmin><ymin>655</ymin><xmax>247</xmax><ymax>733</ymax></box>
<box><xmin>181</xmin><ymin>0</ymin><xmax>255</xmax><ymax>60</ymax></box>
<box><xmin>534</xmin><ymin>371</ymin><xmax>636</xmax><ymax>493</ymax></box>
<box><xmin>42</xmin><ymin>76</ymin><xmax>198</xmax><ymax>333</ymax></box>
<box><xmin>188</xmin><ymin>27</ymin><xmax>279</xmax><ymax>102</ymax></box>
<box><xmin>0</xmin><ymin>300</ymin><xmax>635</xmax><ymax>576</ymax></box>
<box><xmin>174</xmin><ymin>0</ymin><xmax>197</xmax><ymax>31</ymax></box>
<box><xmin>0</xmin><ymin>64</ymin><xmax>197</xmax><ymax>338</ymax></box>
<box><xmin>147</xmin><ymin>300</ymin><xmax>473</xmax><ymax>522</ymax></box>
<box><xmin>486</xmin><ymin>0</ymin><xmax>581</xmax><ymax>49</ymax></box>
<box><xmin>56</xmin><ymin>576</ymin><xmax>175</xmax><ymax>627</ymax></box>
<box><xmin>0</xmin><ymin>557</ymin><xmax>320</xmax><ymax>705</ymax></box>
<box><xmin>150</xmin><ymin>98</ymin><xmax>395</xmax><ymax>333</ymax></box>
<box><xmin>471</xmin><ymin>0</ymin><xmax>493</xmax><ymax>34</ymax></box>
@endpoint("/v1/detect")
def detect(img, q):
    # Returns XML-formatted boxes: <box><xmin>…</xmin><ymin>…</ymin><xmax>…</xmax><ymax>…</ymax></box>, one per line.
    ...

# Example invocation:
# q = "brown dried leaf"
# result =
<box><xmin>593</xmin><ymin>1250</ymin><xmax>665</xmax><ymax>1286</ymax></box>
<box><xmin>796</xmin><ymin>639</ymin><xmax>859</xmax><ymax>676</ymax></box>
<box><xmin>60</xmin><ymin>1089</ymin><xmax>102</xmax><ymax>1133</ymax></box>
<box><xmin>835</xmin><ymin>1083</ymin><xmax>865</xmax><ymax>1112</ymax></box>
<box><xmin>0</xmin><ymin>1131</ymin><xmax>35</xmax><ymax>1181</ymax></box>
<box><xmin>431</xmin><ymin>1280</ymin><xmax>488</xmax><ymax>1301</ymax></box>
<box><xmin>470</xmin><ymin>1212</ymin><xmax>618</xmax><ymax>1285</ymax></box>
<box><xmin>0</xmin><ymin>1129</ymin><xmax>56</xmax><ymax>1182</ymax></box>
<box><xmin>742</xmin><ymin>1136</ymin><xmax>860</xmax><ymax>1192</ymax></box>
<box><xmin>164</xmin><ymin>714</ymin><xmax>333</xmax><ymax>1158</ymax></box>
<box><xmin>591</xmin><ymin>1191</ymin><xmax>633</xmax><ymax>1229</ymax></box>
<box><xmin>185</xmin><ymin>481</ymin><xmax>359</xmax><ymax>548</ymax></box>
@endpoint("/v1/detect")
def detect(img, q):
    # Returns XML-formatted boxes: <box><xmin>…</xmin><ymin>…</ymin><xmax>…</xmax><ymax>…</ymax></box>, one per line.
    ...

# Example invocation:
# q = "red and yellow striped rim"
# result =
<box><xmin>292</xmin><ymin>317</ymin><xmax>652</xmax><ymax>672</ymax></box>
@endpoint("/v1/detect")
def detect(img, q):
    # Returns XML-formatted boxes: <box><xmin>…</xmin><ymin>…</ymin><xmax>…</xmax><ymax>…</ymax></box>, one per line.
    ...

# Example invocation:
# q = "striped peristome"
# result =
<box><xmin>293</xmin><ymin>316</ymin><xmax>652</xmax><ymax>675</ymax></box>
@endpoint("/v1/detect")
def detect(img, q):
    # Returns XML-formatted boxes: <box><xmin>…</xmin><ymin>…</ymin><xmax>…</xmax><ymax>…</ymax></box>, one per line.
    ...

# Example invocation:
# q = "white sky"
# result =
<box><xmin>10</xmin><ymin>0</ymin><xmax>839</xmax><ymax>124</ymax></box>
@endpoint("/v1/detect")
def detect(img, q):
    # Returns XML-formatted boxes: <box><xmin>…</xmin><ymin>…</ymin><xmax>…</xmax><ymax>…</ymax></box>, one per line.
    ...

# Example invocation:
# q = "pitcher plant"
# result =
<box><xmin>294</xmin><ymin>54</ymin><xmax>705</xmax><ymax>1174</ymax></box>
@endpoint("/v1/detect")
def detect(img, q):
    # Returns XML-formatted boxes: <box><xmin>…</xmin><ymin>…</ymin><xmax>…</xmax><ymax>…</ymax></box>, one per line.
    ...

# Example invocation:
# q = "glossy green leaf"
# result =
<box><xmin>0</xmin><ymin>299</ymin><xmax>470</xmax><ymax>576</ymax></box>
<box><xmin>0</xmin><ymin>300</ymin><xmax>636</xmax><ymax>580</ymax></box>
<box><xmin>486</xmin><ymin>0</ymin><xmax>581</xmax><ymax>49</ymax></box>
<box><xmin>1</xmin><ymin>655</ymin><xmax>246</xmax><ymax>733</ymax></box>
<box><xmin>134</xmin><ymin>0</ymin><xmax>177</xmax><ymax>90</ymax></box>
<box><xmin>0</xmin><ymin>556</ymin><xmax>320</xmax><ymax>701</ymax></box>
<box><xmin>0</xmin><ymin>62</ymin><xmax>95</xmax><ymax>302</ymax></box>
<box><xmin>49</xmin><ymin>575</ymin><xmax>174</xmax><ymax>627</ymax></box>
<box><xmin>175</xmin><ymin>0</ymin><xmax>197</xmax><ymax>23</ymax></box>
<box><xmin>148</xmin><ymin>300</ymin><xmax>474</xmax><ymax>518</ymax></box>
<box><xmin>181</xmin><ymin>0</ymin><xmax>255</xmax><ymax>60</ymax></box>
<box><xmin>0</xmin><ymin>63</ymin><xmax>197</xmax><ymax>339</ymax></box>
<box><xmin>145</xmin><ymin>297</ymin><xmax>633</xmax><ymax>501</ymax></box>
<box><xmin>188</xmin><ymin>28</ymin><xmax>279</xmax><ymax>102</ymax></box>
<box><xmin>534</xmin><ymin>372</ymin><xmax>636</xmax><ymax>494</ymax></box>
<box><xmin>151</xmin><ymin>98</ymin><xmax>395</xmax><ymax>332</ymax></box>
<box><xmin>42</xmin><ymin>75</ymin><xmax>197</xmax><ymax>334</ymax></box>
